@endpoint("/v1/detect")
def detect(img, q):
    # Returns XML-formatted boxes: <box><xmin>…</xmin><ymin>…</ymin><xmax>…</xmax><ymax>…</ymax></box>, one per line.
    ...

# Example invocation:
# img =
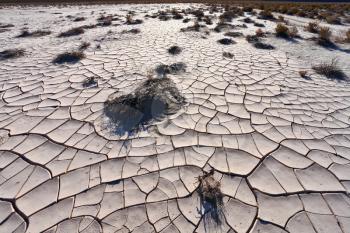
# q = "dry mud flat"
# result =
<box><xmin>0</xmin><ymin>3</ymin><xmax>350</xmax><ymax>233</ymax></box>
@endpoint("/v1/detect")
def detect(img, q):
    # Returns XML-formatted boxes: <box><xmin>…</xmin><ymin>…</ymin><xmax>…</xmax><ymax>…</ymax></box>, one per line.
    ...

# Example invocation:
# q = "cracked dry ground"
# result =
<box><xmin>1</xmin><ymin>4</ymin><xmax>350</xmax><ymax>233</ymax></box>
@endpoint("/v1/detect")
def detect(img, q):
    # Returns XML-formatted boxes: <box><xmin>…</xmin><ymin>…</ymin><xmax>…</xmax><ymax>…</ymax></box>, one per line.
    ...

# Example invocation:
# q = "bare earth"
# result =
<box><xmin>0</xmin><ymin>4</ymin><xmax>350</xmax><ymax>233</ymax></box>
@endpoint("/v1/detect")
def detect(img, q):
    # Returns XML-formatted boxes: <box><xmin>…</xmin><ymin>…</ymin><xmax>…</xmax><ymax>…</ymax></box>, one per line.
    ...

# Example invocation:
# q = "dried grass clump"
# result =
<box><xmin>0</xmin><ymin>49</ymin><xmax>25</xmax><ymax>60</ymax></box>
<box><xmin>197</xmin><ymin>170</ymin><xmax>224</xmax><ymax>226</ymax></box>
<box><xmin>17</xmin><ymin>29</ymin><xmax>51</xmax><ymax>38</ymax></box>
<box><xmin>346</xmin><ymin>29</ymin><xmax>350</xmax><ymax>43</ymax></box>
<box><xmin>275</xmin><ymin>23</ymin><xmax>289</xmax><ymax>38</ymax></box>
<box><xmin>73</xmin><ymin>17</ymin><xmax>86</xmax><ymax>22</ymax></box>
<box><xmin>155</xmin><ymin>62</ymin><xmax>186</xmax><ymax>77</ymax></box>
<box><xmin>325</xmin><ymin>15</ymin><xmax>342</xmax><ymax>25</ymax></box>
<box><xmin>258</xmin><ymin>10</ymin><xmax>275</xmax><ymax>20</ymax></box>
<box><xmin>312</xmin><ymin>59</ymin><xmax>347</xmax><ymax>81</ymax></box>
<box><xmin>317</xmin><ymin>26</ymin><xmax>333</xmax><ymax>46</ymax></box>
<box><xmin>224</xmin><ymin>31</ymin><xmax>243</xmax><ymax>38</ymax></box>
<box><xmin>306</xmin><ymin>22</ymin><xmax>319</xmax><ymax>33</ymax></box>
<box><xmin>289</xmin><ymin>26</ymin><xmax>299</xmax><ymax>38</ymax></box>
<box><xmin>83</xmin><ymin>77</ymin><xmax>98</xmax><ymax>88</ymax></box>
<box><xmin>121</xmin><ymin>28</ymin><xmax>140</xmax><ymax>34</ymax></box>
<box><xmin>180</xmin><ymin>20</ymin><xmax>205</xmax><ymax>32</ymax></box>
<box><xmin>217</xmin><ymin>38</ymin><xmax>235</xmax><ymax>45</ymax></box>
<box><xmin>126</xmin><ymin>14</ymin><xmax>143</xmax><ymax>25</ymax></box>
<box><xmin>254</xmin><ymin>42</ymin><xmax>275</xmax><ymax>50</ymax></box>
<box><xmin>104</xmin><ymin>77</ymin><xmax>185</xmax><ymax>135</ymax></box>
<box><xmin>254</xmin><ymin>22</ymin><xmax>265</xmax><ymax>27</ymax></box>
<box><xmin>223</xmin><ymin>52</ymin><xmax>233</xmax><ymax>58</ymax></box>
<box><xmin>52</xmin><ymin>51</ymin><xmax>85</xmax><ymax>64</ymax></box>
<box><xmin>255</xmin><ymin>28</ymin><xmax>265</xmax><ymax>37</ymax></box>
<box><xmin>213</xmin><ymin>22</ymin><xmax>235</xmax><ymax>33</ymax></box>
<box><xmin>246</xmin><ymin>34</ymin><xmax>260</xmax><ymax>43</ymax></box>
<box><xmin>58</xmin><ymin>27</ymin><xmax>84</xmax><ymax>37</ymax></box>
<box><xmin>299</xmin><ymin>70</ymin><xmax>308</xmax><ymax>78</ymax></box>
<box><xmin>168</xmin><ymin>46</ymin><xmax>182</xmax><ymax>55</ymax></box>
<box><xmin>79</xmin><ymin>42</ymin><xmax>91</xmax><ymax>51</ymax></box>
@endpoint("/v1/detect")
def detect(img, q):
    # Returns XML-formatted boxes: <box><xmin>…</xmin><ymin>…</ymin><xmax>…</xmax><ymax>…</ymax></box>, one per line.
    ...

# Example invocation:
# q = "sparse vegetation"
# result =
<box><xmin>168</xmin><ymin>46</ymin><xmax>182</xmax><ymax>55</ymax></box>
<box><xmin>217</xmin><ymin>38</ymin><xmax>235</xmax><ymax>45</ymax></box>
<box><xmin>223</xmin><ymin>52</ymin><xmax>233</xmax><ymax>58</ymax></box>
<box><xmin>17</xmin><ymin>29</ymin><xmax>51</xmax><ymax>38</ymax></box>
<box><xmin>299</xmin><ymin>70</ymin><xmax>308</xmax><ymax>78</ymax></box>
<box><xmin>255</xmin><ymin>28</ymin><xmax>265</xmax><ymax>37</ymax></box>
<box><xmin>317</xmin><ymin>26</ymin><xmax>333</xmax><ymax>47</ymax></box>
<box><xmin>104</xmin><ymin>77</ymin><xmax>185</xmax><ymax>135</ymax></box>
<box><xmin>121</xmin><ymin>28</ymin><xmax>140</xmax><ymax>34</ymax></box>
<box><xmin>197</xmin><ymin>170</ymin><xmax>224</xmax><ymax>226</ymax></box>
<box><xmin>126</xmin><ymin>14</ymin><xmax>143</xmax><ymax>25</ymax></box>
<box><xmin>0</xmin><ymin>49</ymin><xmax>25</xmax><ymax>60</ymax></box>
<box><xmin>79</xmin><ymin>42</ymin><xmax>91</xmax><ymax>51</ymax></box>
<box><xmin>306</xmin><ymin>22</ymin><xmax>319</xmax><ymax>33</ymax></box>
<box><xmin>275</xmin><ymin>23</ymin><xmax>289</xmax><ymax>38</ymax></box>
<box><xmin>312</xmin><ymin>59</ymin><xmax>347</xmax><ymax>81</ymax></box>
<box><xmin>155</xmin><ymin>62</ymin><xmax>186</xmax><ymax>77</ymax></box>
<box><xmin>58</xmin><ymin>27</ymin><xmax>84</xmax><ymax>37</ymax></box>
<box><xmin>52</xmin><ymin>51</ymin><xmax>85</xmax><ymax>64</ymax></box>
<box><xmin>254</xmin><ymin>42</ymin><xmax>275</xmax><ymax>50</ymax></box>
<box><xmin>258</xmin><ymin>10</ymin><xmax>275</xmax><ymax>20</ymax></box>
<box><xmin>73</xmin><ymin>17</ymin><xmax>86</xmax><ymax>22</ymax></box>
<box><xmin>83</xmin><ymin>77</ymin><xmax>98</xmax><ymax>88</ymax></box>
<box><xmin>224</xmin><ymin>31</ymin><xmax>243</xmax><ymax>38</ymax></box>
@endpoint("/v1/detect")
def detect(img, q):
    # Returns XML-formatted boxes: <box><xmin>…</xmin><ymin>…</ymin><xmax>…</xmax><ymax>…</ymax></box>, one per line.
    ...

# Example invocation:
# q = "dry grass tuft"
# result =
<box><xmin>168</xmin><ymin>46</ymin><xmax>182</xmax><ymax>55</ymax></box>
<box><xmin>197</xmin><ymin>170</ymin><xmax>224</xmax><ymax>226</ymax></box>
<box><xmin>306</xmin><ymin>22</ymin><xmax>319</xmax><ymax>33</ymax></box>
<box><xmin>83</xmin><ymin>77</ymin><xmax>98</xmax><ymax>88</ymax></box>
<box><xmin>217</xmin><ymin>38</ymin><xmax>235</xmax><ymax>45</ymax></box>
<box><xmin>254</xmin><ymin>42</ymin><xmax>275</xmax><ymax>50</ymax></box>
<box><xmin>299</xmin><ymin>70</ymin><xmax>308</xmax><ymax>78</ymax></box>
<box><xmin>52</xmin><ymin>51</ymin><xmax>85</xmax><ymax>64</ymax></box>
<box><xmin>317</xmin><ymin>26</ymin><xmax>333</xmax><ymax>47</ymax></box>
<box><xmin>275</xmin><ymin>23</ymin><xmax>289</xmax><ymax>38</ymax></box>
<box><xmin>0</xmin><ymin>49</ymin><xmax>25</xmax><ymax>60</ymax></box>
<box><xmin>223</xmin><ymin>52</ymin><xmax>233</xmax><ymax>58</ymax></box>
<box><xmin>312</xmin><ymin>59</ymin><xmax>347</xmax><ymax>81</ymax></box>
<box><xmin>255</xmin><ymin>28</ymin><xmax>265</xmax><ymax>37</ymax></box>
<box><xmin>79</xmin><ymin>42</ymin><xmax>91</xmax><ymax>51</ymax></box>
<box><xmin>17</xmin><ymin>29</ymin><xmax>51</xmax><ymax>38</ymax></box>
<box><xmin>104</xmin><ymin>77</ymin><xmax>185</xmax><ymax>135</ymax></box>
<box><xmin>58</xmin><ymin>27</ymin><xmax>84</xmax><ymax>37</ymax></box>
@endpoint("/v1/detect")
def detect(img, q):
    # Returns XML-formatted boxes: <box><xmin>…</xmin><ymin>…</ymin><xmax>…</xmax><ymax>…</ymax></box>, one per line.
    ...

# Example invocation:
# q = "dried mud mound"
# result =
<box><xmin>104</xmin><ymin>77</ymin><xmax>186</xmax><ymax>135</ymax></box>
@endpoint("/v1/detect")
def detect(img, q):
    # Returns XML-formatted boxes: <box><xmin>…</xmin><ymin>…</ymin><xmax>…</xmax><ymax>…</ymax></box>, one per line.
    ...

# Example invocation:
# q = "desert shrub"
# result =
<box><xmin>317</xmin><ymin>26</ymin><xmax>333</xmax><ymax>46</ymax></box>
<box><xmin>126</xmin><ymin>14</ymin><xmax>143</xmax><ymax>25</ymax></box>
<box><xmin>254</xmin><ymin>22</ymin><xmax>265</xmax><ymax>27</ymax></box>
<box><xmin>289</xmin><ymin>26</ymin><xmax>299</xmax><ymax>38</ymax></box>
<box><xmin>306</xmin><ymin>22</ymin><xmax>319</xmax><ymax>33</ymax></box>
<box><xmin>217</xmin><ymin>38</ymin><xmax>235</xmax><ymax>45</ymax></box>
<box><xmin>243</xmin><ymin>6</ymin><xmax>253</xmax><ymax>12</ymax></box>
<box><xmin>278</xmin><ymin>15</ymin><xmax>285</xmax><ymax>22</ymax></box>
<box><xmin>299</xmin><ymin>70</ymin><xmax>308</xmax><ymax>78</ymax></box>
<box><xmin>121</xmin><ymin>28</ymin><xmax>140</xmax><ymax>34</ymax></box>
<box><xmin>79</xmin><ymin>42</ymin><xmax>91</xmax><ymax>51</ymax></box>
<box><xmin>326</xmin><ymin>15</ymin><xmax>342</xmax><ymax>25</ymax></box>
<box><xmin>275</xmin><ymin>23</ymin><xmax>289</xmax><ymax>38</ymax></box>
<box><xmin>213</xmin><ymin>22</ymin><xmax>235</xmax><ymax>33</ymax></box>
<box><xmin>58</xmin><ymin>27</ymin><xmax>84</xmax><ymax>37</ymax></box>
<box><xmin>168</xmin><ymin>46</ymin><xmax>182</xmax><ymax>55</ymax></box>
<box><xmin>0</xmin><ymin>49</ymin><xmax>24</xmax><ymax>60</ymax></box>
<box><xmin>104</xmin><ymin>77</ymin><xmax>185</xmax><ymax>134</ymax></box>
<box><xmin>346</xmin><ymin>29</ymin><xmax>350</xmax><ymax>43</ymax></box>
<box><xmin>312</xmin><ymin>59</ymin><xmax>347</xmax><ymax>81</ymax></box>
<box><xmin>224</xmin><ymin>31</ymin><xmax>243</xmax><ymax>37</ymax></box>
<box><xmin>243</xmin><ymin>17</ymin><xmax>254</xmax><ymax>24</ymax></box>
<box><xmin>203</xmin><ymin>16</ymin><xmax>213</xmax><ymax>25</ymax></box>
<box><xmin>246</xmin><ymin>34</ymin><xmax>260</xmax><ymax>43</ymax></box>
<box><xmin>73</xmin><ymin>17</ymin><xmax>86</xmax><ymax>22</ymax></box>
<box><xmin>17</xmin><ymin>30</ymin><xmax>51</xmax><ymax>38</ymax></box>
<box><xmin>197</xmin><ymin>170</ymin><xmax>224</xmax><ymax>226</ymax></box>
<box><xmin>219</xmin><ymin>11</ymin><xmax>237</xmax><ymax>22</ymax></box>
<box><xmin>182</xmin><ymin>18</ymin><xmax>190</xmax><ymax>23</ymax></box>
<box><xmin>52</xmin><ymin>51</ymin><xmax>85</xmax><ymax>64</ymax></box>
<box><xmin>155</xmin><ymin>62</ymin><xmax>186</xmax><ymax>77</ymax></box>
<box><xmin>180</xmin><ymin>21</ymin><xmax>204</xmax><ymax>32</ymax></box>
<box><xmin>253</xmin><ymin>42</ymin><xmax>275</xmax><ymax>50</ymax></box>
<box><xmin>259</xmin><ymin>10</ymin><xmax>275</xmax><ymax>20</ymax></box>
<box><xmin>255</xmin><ymin>28</ymin><xmax>265</xmax><ymax>37</ymax></box>
<box><xmin>223</xmin><ymin>52</ymin><xmax>233</xmax><ymax>58</ymax></box>
<box><xmin>83</xmin><ymin>77</ymin><xmax>98</xmax><ymax>88</ymax></box>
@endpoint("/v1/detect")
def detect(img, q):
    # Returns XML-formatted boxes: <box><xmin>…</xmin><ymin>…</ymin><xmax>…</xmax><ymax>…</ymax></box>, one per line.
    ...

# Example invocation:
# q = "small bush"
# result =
<box><xmin>126</xmin><ymin>14</ymin><xmax>143</xmax><ymax>25</ymax></box>
<box><xmin>246</xmin><ymin>34</ymin><xmax>260</xmax><ymax>43</ymax></box>
<box><xmin>254</xmin><ymin>22</ymin><xmax>265</xmax><ymax>27</ymax></box>
<box><xmin>217</xmin><ymin>38</ymin><xmax>235</xmax><ymax>45</ymax></box>
<box><xmin>17</xmin><ymin>30</ymin><xmax>51</xmax><ymax>38</ymax></box>
<box><xmin>223</xmin><ymin>52</ymin><xmax>233</xmax><ymax>58</ymax></box>
<box><xmin>168</xmin><ymin>46</ymin><xmax>182</xmax><ymax>55</ymax></box>
<box><xmin>83</xmin><ymin>77</ymin><xmax>98</xmax><ymax>88</ymax></box>
<box><xmin>299</xmin><ymin>70</ymin><xmax>307</xmax><ymax>77</ymax></box>
<box><xmin>58</xmin><ymin>27</ymin><xmax>84</xmax><ymax>37</ymax></box>
<box><xmin>346</xmin><ymin>29</ymin><xmax>350</xmax><ymax>43</ymax></box>
<box><xmin>254</xmin><ymin>42</ymin><xmax>275</xmax><ymax>50</ymax></box>
<box><xmin>275</xmin><ymin>23</ymin><xmax>289</xmax><ymax>38</ymax></box>
<box><xmin>306</xmin><ymin>22</ymin><xmax>319</xmax><ymax>33</ymax></box>
<box><xmin>0</xmin><ymin>49</ymin><xmax>24</xmax><ymax>60</ymax></box>
<box><xmin>224</xmin><ymin>31</ymin><xmax>243</xmax><ymax>37</ymax></box>
<box><xmin>289</xmin><ymin>26</ymin><xmax>299</xmax><ymax>38</ymax></box>
<box><xmin>312</xmin><ymin>59</ymin><xmax>347</xmax><ymax>81</ymax></box>
<box><xmin>326</xmin><ymin>15</ymin><xmax>341</xmax><ymax>25</ymax></box>
<box><xmin>52</xmin><ymin>51</ymin><xmax>85</xmax><ymax>64</ymax></box>
<box><xmin>255</xmin><ymin>28</ymin><xmax>265</xmax><ymax>37</ymax></box>
<box><xmin>73</xmin><ymin>17</ymin><xmax>86</xmax><ymax>22</ymax></box>
<box><xmin>121</xmin><ymin>28</ymin><xmax>140</xmax><ymax>34</ymax></box>
<box><xmin>317</xmin><ymin>26</ymin><xmax>333</xmax><ymax>46</ymax></box>
<box><xmin>259</xmin><ymin>10</ymin><xmax>275</xmax><ymax>20</ymax></box>
<box><xmin>79</xmin><ymin>42</ymin><xmax>91</xmax><ymax>51</ymax></box>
